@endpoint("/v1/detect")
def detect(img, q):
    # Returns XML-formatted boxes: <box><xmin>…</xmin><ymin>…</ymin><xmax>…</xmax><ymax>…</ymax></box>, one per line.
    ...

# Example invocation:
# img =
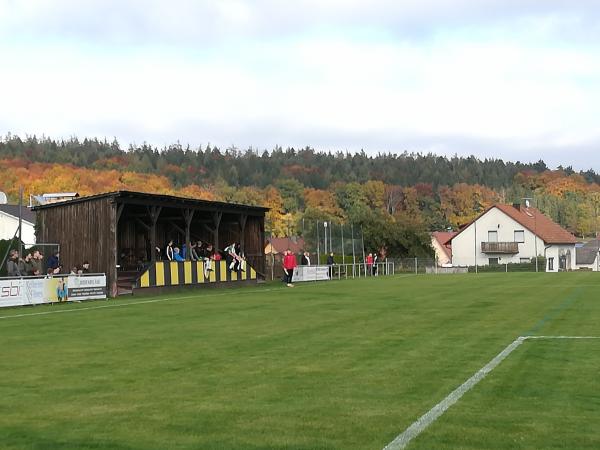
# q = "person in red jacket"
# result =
<box><xmin>282</xmin><ymin>249</ymin><xmax>297</xmax><ymax>287</ymax></box>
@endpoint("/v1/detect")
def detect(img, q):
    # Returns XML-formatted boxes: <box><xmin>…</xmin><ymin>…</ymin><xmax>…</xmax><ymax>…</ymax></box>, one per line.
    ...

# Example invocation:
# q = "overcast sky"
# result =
<box><xmin>1</xmin><ymin>1</ymin><xmax>599</xmax><ymax>170</ymax></box>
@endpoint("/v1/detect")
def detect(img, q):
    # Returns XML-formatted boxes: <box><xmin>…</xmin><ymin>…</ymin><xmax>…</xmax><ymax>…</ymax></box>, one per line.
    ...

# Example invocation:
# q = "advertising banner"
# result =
<box><xmin>0</xmin><ymin>274</ymin><xmax>107</xmax><ymax>308</ymax></box>
<box><xmin>67</xmin><ymin>275</ymin><xmax>107</xmax><ymax>300</ymax></box>
<box><xmin>292</xmin><ymin>265</ymin><xmax>330</xmax><ymax>282</ymax></box>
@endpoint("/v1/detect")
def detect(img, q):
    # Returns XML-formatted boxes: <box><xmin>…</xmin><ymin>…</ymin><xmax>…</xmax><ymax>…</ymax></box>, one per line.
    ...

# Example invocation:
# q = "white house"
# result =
<box><xmin>450</xmin><ymin>203</ymin><xmax>577</xmax><ymax>272</ymax></box>
<box><xmin>0</xmin><ymin>205</ymin><xmax>36</xmax><ymax>244</ymax></box>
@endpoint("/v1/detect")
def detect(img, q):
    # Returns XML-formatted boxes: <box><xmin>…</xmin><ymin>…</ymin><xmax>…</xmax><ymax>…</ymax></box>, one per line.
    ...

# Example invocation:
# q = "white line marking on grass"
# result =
<box><xmin>382</xmin><ymin>336</ymin><xmax>526</xmax><ymax>450</ymax></box>
<box><xmin>382</xmin><ymin>334</ymin><xmax>600</xmax><ymax>449</ymax></box>
<box><xmin>0</xmin><ymin>286</ymin><xmax>289</xmax><ymax>320</ymax></box>
<box><xmin>525</xmin><ymin>336</ymin><xmax>600</xmax><ymax>339</ymax></box>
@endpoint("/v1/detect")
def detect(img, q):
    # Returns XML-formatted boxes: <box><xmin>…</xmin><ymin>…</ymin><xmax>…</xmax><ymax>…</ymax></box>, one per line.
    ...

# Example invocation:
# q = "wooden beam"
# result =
<box><xmin>135</xmin><ymin>218</ymin><xmax>151</xmax><ymax>231</ymax></box>
<box><xmin>239</xmin><ymin>214</ymin><xmax>248</xmax><ymax>252</ymax></box>
<box><xmin>148</xmin><ymin>206</ymin><xmax>161</xmax><ymax>262</ymax></box>
<box><xmin>183</xmin><ymin>209</ymin><xmax>194</xmax><ymax>260</ymax></box>
<box><xmin>213</xmin><ymin>211</ymin><xmax>222</xmax><ymax>250</ymax></box>
<box><xmin>168</xmin><ymin>221</ymin><xmax>186</xmax><ymax>236</ymax></box>
<box><xmin>116</xmin><ymin>203</ymin><xmax>125</xmax><ymax>224</ymax></box>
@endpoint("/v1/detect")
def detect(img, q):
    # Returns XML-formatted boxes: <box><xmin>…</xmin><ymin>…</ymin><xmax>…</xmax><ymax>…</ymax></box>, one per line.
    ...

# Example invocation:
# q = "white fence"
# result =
<box><xmin>0</xmin><ymin>273</ymin><xmax>107</xmax><ymax>308</ymax></box>
<box><xmin>291</xmin><ymin>262</ymin><xmax>395</xmax><ymax>282</ymax></box>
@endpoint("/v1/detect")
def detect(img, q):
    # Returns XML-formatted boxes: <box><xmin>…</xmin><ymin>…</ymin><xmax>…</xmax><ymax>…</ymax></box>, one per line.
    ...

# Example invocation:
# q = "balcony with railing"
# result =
<box><xmin>481</xmin><ymin>241</ymin><xmax>519</xmax><ymax>254</ymax></box>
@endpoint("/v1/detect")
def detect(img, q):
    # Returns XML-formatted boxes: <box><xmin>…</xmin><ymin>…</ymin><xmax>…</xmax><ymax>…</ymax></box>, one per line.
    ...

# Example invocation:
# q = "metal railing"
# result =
<box><xmin>481</xmin><ymin>242</ymin><xmax>519</xmax><ymax>254</ymax></box>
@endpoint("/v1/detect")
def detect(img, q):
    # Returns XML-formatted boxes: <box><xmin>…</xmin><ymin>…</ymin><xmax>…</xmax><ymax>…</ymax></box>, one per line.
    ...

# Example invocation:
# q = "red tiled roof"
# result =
<box><xmin>266</xmin><ymin>237</ymin><xmax>306</xmax><ymax>254</ymax></box>
<box><xmin>432</xmin><ymin>231</ymin><xmax>456</xmax><ymax>246</ymax></box>
<box><xmin>451</xmin><ymin>204</ymin><xmax>577</xmax><ymax>245</ymax></box>
<box><xmin>432</xmin><ymin>231</ymin><xmax>457</xmax><ymax>259</ymax></box>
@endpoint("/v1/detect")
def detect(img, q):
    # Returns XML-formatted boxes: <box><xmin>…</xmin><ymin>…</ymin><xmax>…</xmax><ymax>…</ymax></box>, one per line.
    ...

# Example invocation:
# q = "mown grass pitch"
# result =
<box><xmin>1</xmin><ymin>273</ymin><xmax>599</xmax><ymax>449</ymax></box>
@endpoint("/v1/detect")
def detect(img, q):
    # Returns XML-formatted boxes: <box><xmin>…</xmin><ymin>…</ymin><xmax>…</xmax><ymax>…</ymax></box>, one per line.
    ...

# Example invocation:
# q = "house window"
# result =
<box><xmin>548</xmin><ymin>257</ymin><xmax>554</xmax><ymax>271</ymax></box>
<box><xmin>514</xmin><ymin>230</ymin><xmax>525</xmax><ymax>243</ymax></box>
<box><xmin>489</xmin><ymin>258</ymin><xmax>499</xmax><ymax>265</ymax></box>
<box><xmin>488</xmin><ymin>231</ymin><xmax>498</xmax><ymax>242</ymax></box>
<box><xmin>520</xmin><ymin>258</ymin><xmax>530</xmax><ymax>263</ymax></box>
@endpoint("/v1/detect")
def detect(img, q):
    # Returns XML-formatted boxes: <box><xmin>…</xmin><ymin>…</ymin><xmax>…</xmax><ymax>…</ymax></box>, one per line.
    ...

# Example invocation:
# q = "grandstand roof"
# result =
<box><xmin>32</xmin><ymin>190</ymin><xmax>269</xmax><ymax>214</ymax></box>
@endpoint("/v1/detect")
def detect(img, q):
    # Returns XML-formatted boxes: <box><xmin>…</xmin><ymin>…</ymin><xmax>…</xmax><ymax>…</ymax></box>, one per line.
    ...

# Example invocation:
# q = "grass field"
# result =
<box><xmin>1</xmin><ymin>272</ymin><xmax>599</xmax><ymax>449</ymax></box>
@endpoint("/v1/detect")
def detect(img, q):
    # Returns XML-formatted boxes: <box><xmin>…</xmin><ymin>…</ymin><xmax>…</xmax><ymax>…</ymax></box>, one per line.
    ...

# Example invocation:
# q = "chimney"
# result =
<box><xmin>512</xmin><ymin>202</ymin><xmax>521</xmax><ymax>211</ymax></box>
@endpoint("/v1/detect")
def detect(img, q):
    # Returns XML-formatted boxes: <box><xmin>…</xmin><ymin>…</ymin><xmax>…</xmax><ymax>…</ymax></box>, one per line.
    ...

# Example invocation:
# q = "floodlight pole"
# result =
<box><xmin>474</xmin><ymin>219</ymin><xmax>477</xmax><ymax>274</ymax></box>
<box><xmin>18</xmin><ymin>186</ymin><xmax>23</xmax><ymax>258</ymax></box>
<box><xmin>523</xmin><ymin>197</ymin><xmax>538</xmax><ymax>272</ymax></box>
<box><xmin>316</xmin><ymin>220</ymin><xmax>320</xmax><ymax>265</ymax></box>
<box><xmin>324</xmin><ymin>221</ymin><xmax>328</xmax><ymax>255</ymax></box>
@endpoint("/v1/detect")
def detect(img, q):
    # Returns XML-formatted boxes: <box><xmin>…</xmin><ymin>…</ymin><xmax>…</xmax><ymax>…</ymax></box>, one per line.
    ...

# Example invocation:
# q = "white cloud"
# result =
<box><xmin>1</xmin><ymin>1</ymin><xmax>600</xmax><ymax>169</ymax></box>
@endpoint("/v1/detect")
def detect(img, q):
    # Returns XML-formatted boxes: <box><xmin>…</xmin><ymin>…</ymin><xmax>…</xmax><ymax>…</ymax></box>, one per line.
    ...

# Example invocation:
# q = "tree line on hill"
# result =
<box><xmin>1</xmin><ymin>134</ymin><xmax>599</xmax><ymax>257</ymax></box>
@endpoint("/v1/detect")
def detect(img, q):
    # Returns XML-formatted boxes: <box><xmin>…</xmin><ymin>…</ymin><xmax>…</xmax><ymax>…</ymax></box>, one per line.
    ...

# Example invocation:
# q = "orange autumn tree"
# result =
<box><xmin>439</xmin><ymin>183</ymin><xmax>500</xmax><ymax>227</ymax></box>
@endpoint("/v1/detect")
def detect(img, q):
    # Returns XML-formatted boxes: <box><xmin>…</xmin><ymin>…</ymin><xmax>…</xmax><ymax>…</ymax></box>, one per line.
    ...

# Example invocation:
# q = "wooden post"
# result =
<box><xmin>239</xmin><ymin>213</ymin><xmax>248</xmax><ymax>252</ymax></box>
<box><xmin>213</xmin><ymin>211</ymin><xmax>222</xmax><ymax>251</ymax></box>
<box><xmin>148</xmin><ymin>206</ymin><xmax>162</xmax><ymax>262</ymax></box>
<box><xmin>183</xmin><ymin>209</ymin><xmax>195</xmax><ymax>260</ymax></box>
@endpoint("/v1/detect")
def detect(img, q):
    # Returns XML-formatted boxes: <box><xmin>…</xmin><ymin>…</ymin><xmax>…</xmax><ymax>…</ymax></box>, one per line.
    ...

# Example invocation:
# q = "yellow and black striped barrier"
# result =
<box><xmin>137</xmin><ymin>260</ymin><xmax>257</xmax><ymax>289</ymax></box>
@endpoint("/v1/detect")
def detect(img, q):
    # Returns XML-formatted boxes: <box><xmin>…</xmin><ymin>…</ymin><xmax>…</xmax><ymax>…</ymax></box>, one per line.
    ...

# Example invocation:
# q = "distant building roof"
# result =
<box><xmin>431</xmin><ymin>231</ymin><xmax>457</xmax><ymax>259</ymax></box>
<box><xmin>451</xmin><ymin>204</ymin><xmax>577</xmax><ymax>245</ymax></box>
<box><xmin>42</xmin><ymin>192</ymin><xmax>80</xmax><ymax>198</ymax></box>
<box><xmin>0</xmin><ymin>204</ymin><xmax>36</xmax><ymax>224</ymax></box>
<box><xmin>265</xmin><ymin>237</ymin><xmax>305</xmax><ymax>255</ymax></box>
<box><xmin>576</xmin><ymin>239</ymin><xmax>599</xmax><ymax>265</ymax></box>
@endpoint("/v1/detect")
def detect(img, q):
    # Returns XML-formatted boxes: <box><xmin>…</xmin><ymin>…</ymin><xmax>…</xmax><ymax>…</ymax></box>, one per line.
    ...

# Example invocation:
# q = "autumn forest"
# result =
<box><xmin>1</xmin><ymin>135</ymin><xmax>599</xmax><ymax>257</ymax></box>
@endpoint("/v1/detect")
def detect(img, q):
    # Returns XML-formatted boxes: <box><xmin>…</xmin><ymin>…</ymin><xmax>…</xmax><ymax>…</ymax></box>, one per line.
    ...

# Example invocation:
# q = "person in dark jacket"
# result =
<box><xmin>326</xmin><ymin>252</ymin><xmax>335</xmax><ymax>279</ymax></box>
<box><xmin>6</xmin><ymin>250</ymin><xmax>22</xmax><ymax>277</ymax></box>
<box><xmin>47</xmin><ymin>251</ymin><xmax>60</xmax><ymax>271</ymax></box>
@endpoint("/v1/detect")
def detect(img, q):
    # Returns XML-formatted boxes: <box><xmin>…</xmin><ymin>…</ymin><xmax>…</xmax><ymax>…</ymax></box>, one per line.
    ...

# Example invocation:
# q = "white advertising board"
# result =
<box><xmin>292</xmin><ymin>265</ymin><xmax>330</xmax><ymax>282</ymax></box>
<box><xmin>0</xmin><ymin>275</ymin><xmax>107</xmax><ymax>308</ymax></box>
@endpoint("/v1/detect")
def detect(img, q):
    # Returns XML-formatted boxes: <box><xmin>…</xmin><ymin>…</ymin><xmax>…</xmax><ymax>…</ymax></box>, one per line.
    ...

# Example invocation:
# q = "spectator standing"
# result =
<box><xmin>31</xmin><ymin>250</ymin><xmax>43</xmax><ymax>276</ymax></box>
<box><xmin>282</xmin><ymin>249</ymin><xmax>297</xmax><ymax>287</ymax></box>
<box><xmin>81</xmin><ymin>261</ymin><xmax>90</xmax><ymax>274</ymax></box>
<box><xmin>326</xmin><ymin>252</ymin><xmax>335</xmax><ymax>279</ymax></box>
<box><xmin>22</xmin><ymin>252</ymin><xmax>34</xmax><ymax>275</ymax></box>
<box><xmin>372</xmin><ymin>253</ymin><xmax>378</xmax><ymax>276</ymax></box>
<box><xmin>301</xmin><ymin>251</ymin><xmax>311</xmax><ymax>266</ymax></box>
<box><xmin>165</xmin><ymin>240</ymin><xmax>174</xmax><ymax>261</ymax></box>
<box><xmin>367</xmin><ymin>253</ymin><xmax>374</xmax><ymax>275</ymax></box>
<box><xmin>47</xmin><ymin>251</ymin><xmax>60</xmax><ymax>272</ymax></box>
<box><xmin>7</xmin><ymin>250</ymin><xmax>22</xmax><ymax>277</ymax></box>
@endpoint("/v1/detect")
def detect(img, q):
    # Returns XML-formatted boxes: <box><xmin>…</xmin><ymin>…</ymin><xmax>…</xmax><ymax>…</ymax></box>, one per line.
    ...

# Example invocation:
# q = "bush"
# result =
<box><xmin>467</xmin><ymin>257</ymin><xmax>546</xmax><ymax>273</ymax></box>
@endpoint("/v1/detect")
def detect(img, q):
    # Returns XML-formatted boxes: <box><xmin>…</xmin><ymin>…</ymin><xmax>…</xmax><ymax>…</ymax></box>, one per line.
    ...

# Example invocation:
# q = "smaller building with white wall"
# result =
<box><xmin>0</xmin><ymin>205</ymin><xmax>36</xmax><ymax>244</ymax></box>
<box><xmin>576</xmin><ymin>240</ymin><xmax>599</xmax><ymax>271</ymax></box>
<box><xmin>450</xmin><ymin>202</ymin><xmax>577</xmax><ymax>272</ymax></box>
<box><xmin>431</xmin><ymin>231</ymin><xmax>456</xmax><ymax>266</ymax></box>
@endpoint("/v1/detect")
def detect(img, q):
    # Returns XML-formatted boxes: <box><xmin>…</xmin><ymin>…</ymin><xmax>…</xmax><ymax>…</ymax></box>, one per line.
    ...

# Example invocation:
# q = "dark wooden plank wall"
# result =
<box><xmin>36</xmin><ymin>197</ymin><xmax>117</xmax><ymax>294</ymax></box>
<box><xmin>245</xmin><ymin>216</ymin><xmax>265</xmax><ymax>276</ymax></box>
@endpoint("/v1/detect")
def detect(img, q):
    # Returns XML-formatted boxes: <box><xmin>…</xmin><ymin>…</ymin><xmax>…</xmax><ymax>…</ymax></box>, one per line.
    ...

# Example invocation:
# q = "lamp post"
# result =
<box><xmin>523</xmin><ymin>197</ymin><xmax>538</xmax><ymax>272</ymax></box>
<box><xmin>473</xmin><ymin>203</ymin><xmax>481</xmax><ymax>274</ymax></box>
<box><xmin>324</xmin><ymin>221</ymin><xmax>328</xmax><ymax>257</ymax></box>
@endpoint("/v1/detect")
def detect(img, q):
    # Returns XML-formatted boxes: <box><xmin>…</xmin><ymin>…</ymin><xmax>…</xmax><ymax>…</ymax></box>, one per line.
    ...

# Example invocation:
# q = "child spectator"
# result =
<box><xmin>56</xmin><ymin>278</ymin><xmax>68</xmax><ymax>302</ymax></box>
<box><xmin>173</xmin><ymin>247</ymin><xmax>185</xmax><ymax>262</ymax></box>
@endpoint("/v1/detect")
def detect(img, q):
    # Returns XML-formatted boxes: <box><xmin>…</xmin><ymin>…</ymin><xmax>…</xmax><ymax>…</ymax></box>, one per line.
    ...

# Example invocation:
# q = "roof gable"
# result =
<box><xmin>450</xmin><ymin>204</ymin><xmax>577</xmax><ymax>245</ymax></box>
<box><xmin>0</xmin><ymin>205</ymin><xmax>36</xmax><ymax>224</ymax></box>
